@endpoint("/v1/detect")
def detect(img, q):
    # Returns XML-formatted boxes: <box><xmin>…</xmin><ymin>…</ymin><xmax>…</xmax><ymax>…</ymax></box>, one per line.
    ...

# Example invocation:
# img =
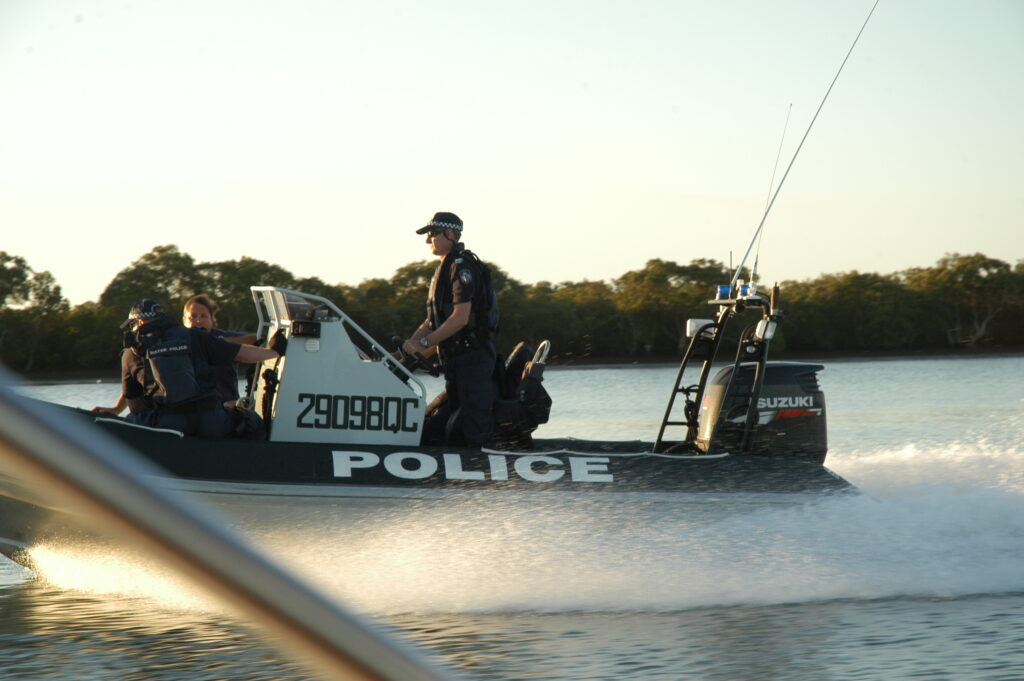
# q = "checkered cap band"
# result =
<box><xmin>121</xmin><ymin>299</ymin><xmax>163</xmax><ymax>328</ymax></box>
<box><xmin>428</xmin><ymin>220</ymin><xmax>462</xmax><ymax>232</ymax></box>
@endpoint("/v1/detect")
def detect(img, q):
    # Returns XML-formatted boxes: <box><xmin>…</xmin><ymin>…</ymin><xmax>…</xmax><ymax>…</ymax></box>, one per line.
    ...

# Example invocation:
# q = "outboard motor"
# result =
<box><xmin>697</xmin><ymin>362</ymin><xmax>827</xmax><ymax>462</ymax></box>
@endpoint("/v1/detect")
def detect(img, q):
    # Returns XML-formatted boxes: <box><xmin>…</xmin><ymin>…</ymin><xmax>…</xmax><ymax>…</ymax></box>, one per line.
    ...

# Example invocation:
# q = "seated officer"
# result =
<box><xmin>92</xmin><ymin>299</ymin><xmax>278</xmax><ymax>438</ymax></box>
<box><xmin>182</xmin><ymin>294</ymin><xmax>257</xmax><ymax>405</ymax></box>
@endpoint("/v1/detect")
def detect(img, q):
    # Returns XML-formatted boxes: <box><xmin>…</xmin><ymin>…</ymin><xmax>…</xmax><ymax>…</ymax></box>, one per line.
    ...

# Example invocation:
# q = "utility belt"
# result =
<box><xmin>439</xmin><ymin>330</ymin><xmax>493</xmax><ymax>360</ymax></box>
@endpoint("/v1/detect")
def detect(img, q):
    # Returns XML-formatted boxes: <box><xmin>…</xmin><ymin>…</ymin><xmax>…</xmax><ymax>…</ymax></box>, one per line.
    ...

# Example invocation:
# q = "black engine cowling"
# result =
<box><xmin>696</xmin><ymin>361</ymin><xmax>827</xmax><ymax>461</ymax></box>
<box><xmin>494</xmin><ymin>341</ymin><xmax>552</xmax><ymax>449</ymax></box>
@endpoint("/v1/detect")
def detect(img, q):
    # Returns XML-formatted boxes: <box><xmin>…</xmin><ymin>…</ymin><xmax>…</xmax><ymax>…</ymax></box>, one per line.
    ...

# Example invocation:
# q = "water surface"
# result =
<box><xmin>3</xmin><ymin>356</ymin><xmax>1023</xmax><ymax>680</ymax></box>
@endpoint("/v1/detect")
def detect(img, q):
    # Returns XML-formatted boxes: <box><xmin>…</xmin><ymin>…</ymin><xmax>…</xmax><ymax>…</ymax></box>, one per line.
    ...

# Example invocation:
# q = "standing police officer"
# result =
<box><xmin>93</xmin><ymin>299</ymin><xmax>279</xmax><ymax>437</ymax></box>
<box><xmin>402</xmin><ymin>212</ymin><xmax>499</xmax><ymax>448</ymax></box>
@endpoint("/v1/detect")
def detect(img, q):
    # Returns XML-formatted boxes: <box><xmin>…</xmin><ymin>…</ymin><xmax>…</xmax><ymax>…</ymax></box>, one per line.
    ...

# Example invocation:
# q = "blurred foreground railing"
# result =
<box><xmin>0</xmin><ymin>367</ymin><xmax>465</xmax><ymax>681</ymax></box>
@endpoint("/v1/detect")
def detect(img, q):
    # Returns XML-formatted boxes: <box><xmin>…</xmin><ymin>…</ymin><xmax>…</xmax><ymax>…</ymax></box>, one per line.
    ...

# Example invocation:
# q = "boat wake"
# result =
<box><xmin>830</xmin><ymin>438</ymin><xmax>1024</xmax><ymax>497</ymax></box>
<box><xmin>22</xmin><ymin>439</ymin><xmax>1024</xmax><ymax>617</ymax></box>
<box><xmin>23</xmin><ymin>544</ymin><xmax>225</xmax><ymax>613</ymax></box>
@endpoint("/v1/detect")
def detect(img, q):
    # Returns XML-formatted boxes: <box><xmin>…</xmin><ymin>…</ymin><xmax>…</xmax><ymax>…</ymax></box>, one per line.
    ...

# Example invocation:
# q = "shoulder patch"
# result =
<box><xmin>459</xmin><ymin>269</ymin><xmax>474</xmax><ymax>286</ymax></box>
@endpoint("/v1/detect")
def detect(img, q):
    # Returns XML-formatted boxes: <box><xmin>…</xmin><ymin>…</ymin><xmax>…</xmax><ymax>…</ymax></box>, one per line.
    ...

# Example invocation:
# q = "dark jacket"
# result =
<box><xmin>427</xmin><ymin>243</ymin><xmax>499</xmax><ymax>355</ymax></box>
<box><xmin>121</xmin><ymin>317</ymin><xmax>241</xmax><ymax>412</ymax></box>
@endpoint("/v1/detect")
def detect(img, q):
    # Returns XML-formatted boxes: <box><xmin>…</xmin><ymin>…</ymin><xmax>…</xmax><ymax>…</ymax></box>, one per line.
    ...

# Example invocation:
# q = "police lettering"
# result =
<box><xmin>297</xmin><ymin>393</ymin><xmax>419</xmax><ymax>433</ymax></box>
<box><xmin>148</xmin><ymin>344</ymin><xmax>189</xmax><ymax>355</ymax></box>
<box><xmin>331</xmin><ymin>451</ymin><xmax>614</xmax><ymax>483</ymax></box>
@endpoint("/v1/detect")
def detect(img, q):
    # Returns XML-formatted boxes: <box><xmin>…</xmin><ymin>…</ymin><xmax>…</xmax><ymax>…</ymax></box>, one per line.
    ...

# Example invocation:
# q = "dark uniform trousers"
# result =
<box><xmin>127</xmin><ymin>402</ymin><xmax>235</xmax><ymax>438</ymax></box>
<box><xmin>425</xmin><ymin>342</ymin><xmax>497</xmax><ymax>448</ymax></box>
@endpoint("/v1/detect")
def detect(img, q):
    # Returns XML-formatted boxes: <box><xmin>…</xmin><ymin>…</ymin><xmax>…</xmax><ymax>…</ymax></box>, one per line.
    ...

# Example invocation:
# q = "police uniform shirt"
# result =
<box><xmin>430</xmin><ymin>244</ymin><xmax>482</xmax><ymax>330</ymax></box>
<box><xmin>209</xmin><ymin>328</ymin><xmax>245</xmax><ymax>401</ymax></box>
<box><xmin>121</xmin><ymin>326</ymin><xmax>242</xmax><ymax>405</ymax></box>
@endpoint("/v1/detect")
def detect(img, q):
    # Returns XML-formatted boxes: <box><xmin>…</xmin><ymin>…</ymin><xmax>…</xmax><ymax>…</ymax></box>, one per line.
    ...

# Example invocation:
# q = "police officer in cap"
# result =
<box><xmin>93</xmin><ymin>299</ymin><xmax>280</xmax><ymax>438</ymax></box>
<box><xmin>403</xmin><ymin>212</ymin><xmax>500</xmax><ymax>448</ymax></box>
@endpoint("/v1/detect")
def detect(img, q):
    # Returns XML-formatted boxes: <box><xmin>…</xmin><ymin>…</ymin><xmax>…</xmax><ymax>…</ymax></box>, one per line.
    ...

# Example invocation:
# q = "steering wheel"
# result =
<box><xmin>392</xmin><ymin>336</ymin><xmax>440</xmax><ymax>377</ymax></box>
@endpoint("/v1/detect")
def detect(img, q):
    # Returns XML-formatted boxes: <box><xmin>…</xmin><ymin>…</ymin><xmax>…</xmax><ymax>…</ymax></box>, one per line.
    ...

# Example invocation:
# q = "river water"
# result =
<box><xmin>3</xmin><ymin>356</ymin><xmax>1023</xmax><ymax>680</ymax></box>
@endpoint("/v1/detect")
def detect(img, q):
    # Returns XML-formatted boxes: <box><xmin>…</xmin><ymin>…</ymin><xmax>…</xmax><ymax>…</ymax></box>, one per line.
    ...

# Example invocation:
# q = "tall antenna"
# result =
<box><xmin>752</xmin><ymin>103</ymin><xmax>793</xmax><ymax>284</ymax></box>
<box><xmin>731</xmin><ymin>0</ymin><xmax>881</xmax><ymax>287</ymax></box>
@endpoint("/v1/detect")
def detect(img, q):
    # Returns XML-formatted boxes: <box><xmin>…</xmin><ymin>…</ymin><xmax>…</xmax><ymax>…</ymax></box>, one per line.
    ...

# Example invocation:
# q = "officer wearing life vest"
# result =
<box><xmin>92</xmin><ymin>299</ymin><xmax>280</xmax><ymax>438</ymax></box>
<box><xmin>402</xmin><ymin>212</ymin><xmax>500</xmax><ymax>448</ymax></box>
<box><xmin>182</xmin><ymin>294</ymin><xmax>257</xmax><ymax>406</ymax></box>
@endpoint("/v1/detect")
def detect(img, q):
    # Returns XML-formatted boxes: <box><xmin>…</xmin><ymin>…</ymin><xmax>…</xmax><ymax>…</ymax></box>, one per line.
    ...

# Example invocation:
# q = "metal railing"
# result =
<box><xmin>0</xmin><ymin>367</ymin><xmax>465</xmax><ymax>681</ymax></box>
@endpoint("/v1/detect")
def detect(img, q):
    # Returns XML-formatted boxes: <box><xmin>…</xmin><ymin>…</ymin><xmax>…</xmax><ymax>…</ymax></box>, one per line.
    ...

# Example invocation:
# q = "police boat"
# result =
<box><xmin>0</xmin><ymin>282</ymin><xmax>853</xmax><ymax>565</ymax></box>
<box><xmin>2</xmin><ymin>6</ymin><xmax>887</xmax><ymax>563</ymax></box>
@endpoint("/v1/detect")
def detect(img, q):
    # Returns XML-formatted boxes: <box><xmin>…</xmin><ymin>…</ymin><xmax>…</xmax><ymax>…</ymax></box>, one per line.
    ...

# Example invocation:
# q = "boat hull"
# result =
<box><xmin>0</xmin><ymin>403</ymin><xmax>853</xmax><ymax>567</ymax></box>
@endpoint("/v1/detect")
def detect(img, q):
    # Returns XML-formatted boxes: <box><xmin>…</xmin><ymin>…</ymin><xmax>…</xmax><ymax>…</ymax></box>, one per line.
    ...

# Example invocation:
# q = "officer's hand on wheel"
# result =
<box><xmin>403</xmin><ymin>339</ymin><xmax>428</xmax><ymax>357</ymax></box>
<box><xmin>268</xmin><ymin>330</ymin><xmax>288</xmax><ymax>356</ymax></box>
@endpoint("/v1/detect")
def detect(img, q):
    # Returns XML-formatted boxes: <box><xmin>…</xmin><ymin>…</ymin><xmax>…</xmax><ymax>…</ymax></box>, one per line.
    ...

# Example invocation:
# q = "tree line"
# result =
<box><xmin>1</xmin><ymin>246</ymin><xmax>1022</xmax><ymax>376</ymax></box>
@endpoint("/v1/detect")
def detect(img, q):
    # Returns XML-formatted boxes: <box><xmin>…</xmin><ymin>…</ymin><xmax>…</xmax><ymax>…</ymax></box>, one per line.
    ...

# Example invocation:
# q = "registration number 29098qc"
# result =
<box><xmin>295</xmin><ymin>393</ymin><xmax>419</xmax><ymax>433</ymax></box>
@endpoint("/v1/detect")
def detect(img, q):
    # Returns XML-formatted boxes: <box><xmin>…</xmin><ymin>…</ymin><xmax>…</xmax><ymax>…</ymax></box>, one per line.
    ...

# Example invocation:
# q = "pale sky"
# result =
<box><xmin>1</xmin><ymin>0</ymin><xmax>1021</xmax><ymax>305</ymax></box>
